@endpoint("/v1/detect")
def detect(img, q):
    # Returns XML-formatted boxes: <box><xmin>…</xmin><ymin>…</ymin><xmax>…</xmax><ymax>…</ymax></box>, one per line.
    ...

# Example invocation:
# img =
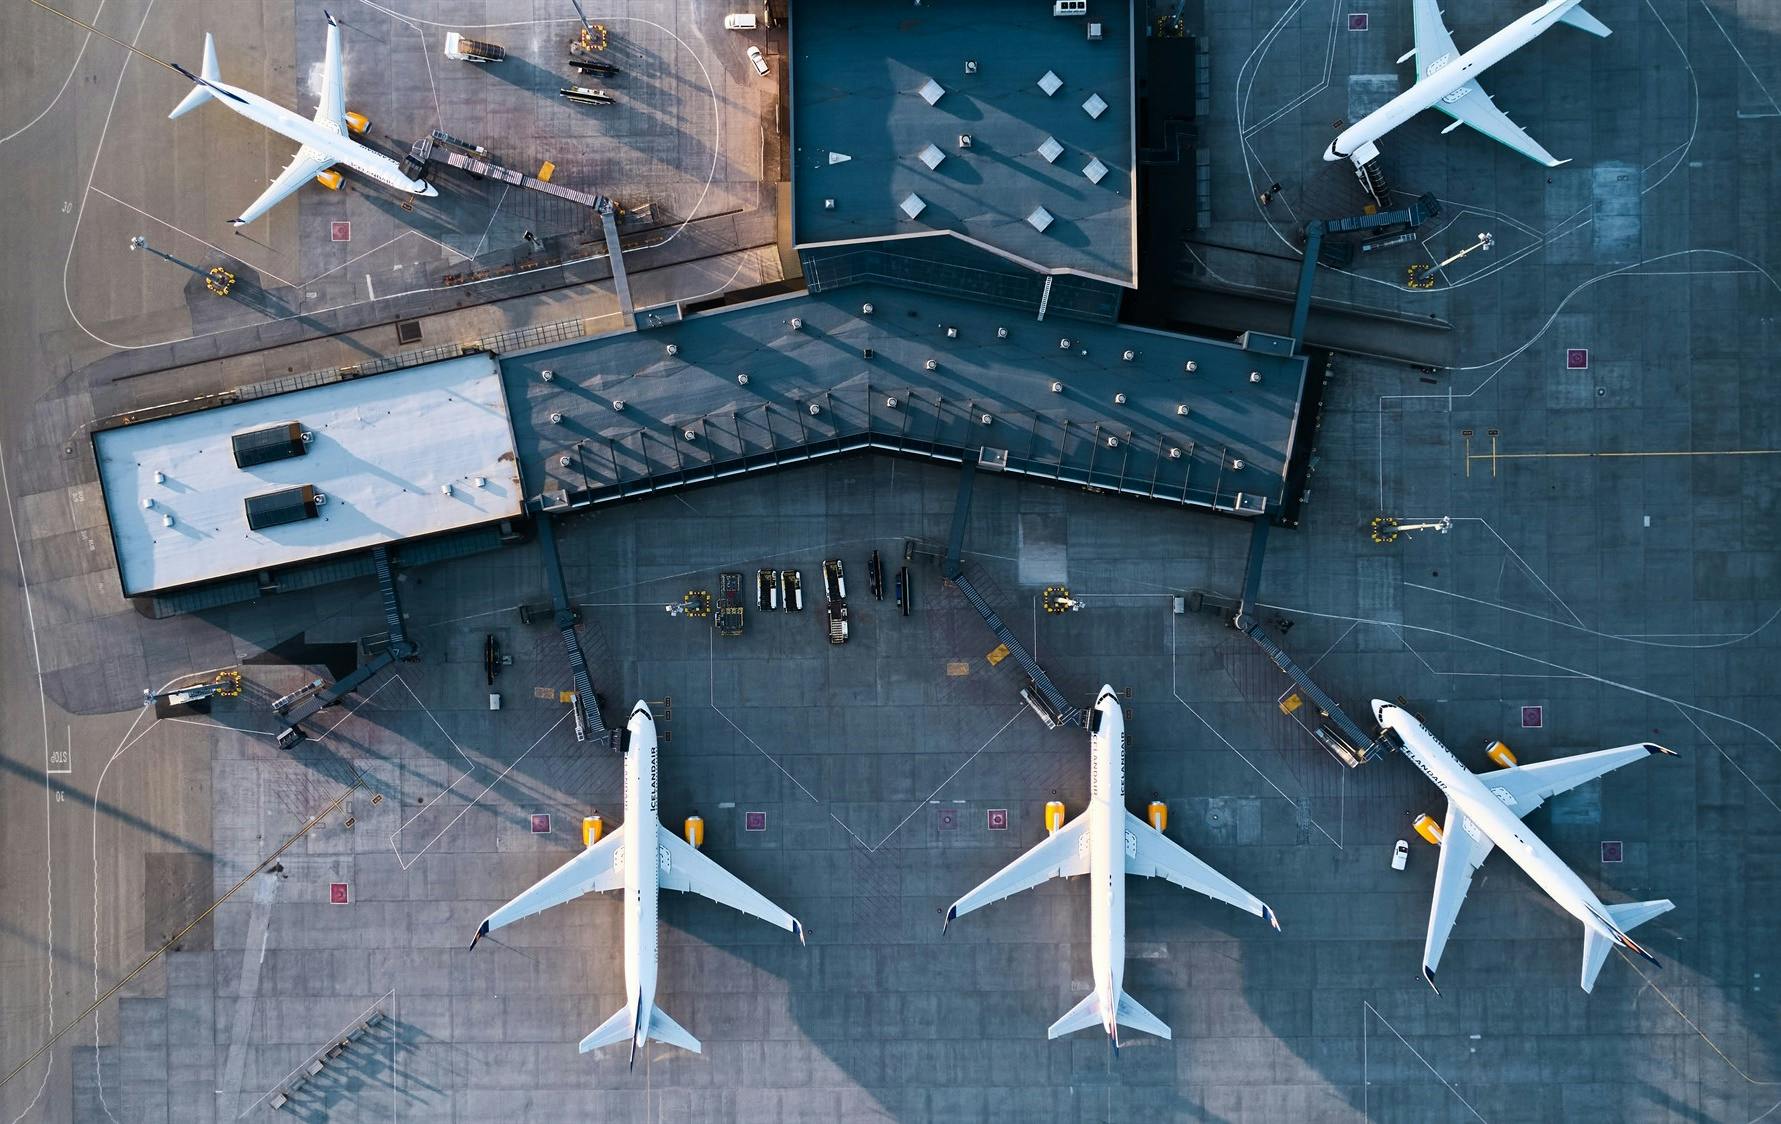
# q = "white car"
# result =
<box><xmin>747</xmin><ymin>45</ymin><xmax>770</xmax><ymax>76</ymax></box>
<box><xmin>1391</xmin><ymin>839</ymin><xmax>1410</xmax><ymax>871</ymax></box>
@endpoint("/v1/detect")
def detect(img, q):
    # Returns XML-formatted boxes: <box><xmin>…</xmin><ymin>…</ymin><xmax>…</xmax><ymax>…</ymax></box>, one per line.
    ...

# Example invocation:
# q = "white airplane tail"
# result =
<box><xmin>577</xmin><ymin>996</ymin><xmax>703</xmax><ymax>1066</ymax></box>
<box><xmin>169</xmin><ymin>33</ymin><xmax>221</xmax><ymax>119</ymax></box>
<box><xmin>1581</xmin><ymin>899</ymin><xmax>1674</xmax><ymax>991</ymax></box>
<box><xmin>1047</xmin><ymin>986</ymin><xmax>1172</xmax><ymax>1049</ymax></box>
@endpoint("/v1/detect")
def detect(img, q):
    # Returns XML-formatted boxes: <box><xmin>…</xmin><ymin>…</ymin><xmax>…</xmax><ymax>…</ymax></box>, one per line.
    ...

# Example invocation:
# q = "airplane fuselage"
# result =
<box><xmin>620</xmin><ymin>704</ymin><xmax>662</xmax><ymax>1050</ymax></box>
<box><xmin>1325</xmin><ymin>0</ymin><xmax>1577</xmax><ymax>162</ymax></box>
<box><xmin>210</xmin><ymin>79</ymin><xmax>435</xmax><ymax>198</ymax></box>
<box><xmin>1087</xmin><ymin>688</ymin><xmax>1127</xmax><ymax>1037</ymax></box>
<box><xmin>1380</xmin><ymin>704</ymin><xmax>1619</xmax><ymax>941</ymax></box>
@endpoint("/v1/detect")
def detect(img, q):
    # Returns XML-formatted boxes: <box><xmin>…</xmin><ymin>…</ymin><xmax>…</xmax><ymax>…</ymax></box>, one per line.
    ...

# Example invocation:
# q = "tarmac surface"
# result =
<box><xmin>0</xmin><ymin>0</ymin><xmax>1778</xmax><ymax>1121</ymax></box>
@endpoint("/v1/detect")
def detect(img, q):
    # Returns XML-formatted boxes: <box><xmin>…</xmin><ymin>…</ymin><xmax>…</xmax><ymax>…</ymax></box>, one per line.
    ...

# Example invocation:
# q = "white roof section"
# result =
<box><xmin>95</xmin><ymin>353</ymin><xmax>523</xmax><ymax>596</ymax></box>
<box><xmin>918</xmin><ymin>142</ymin><xmax>946</xmax><ymax>170</ymax></box>
<box><xmin>1037</xmin><ymin>135</ymin><xmax>1064</xmax><ymax>163</ymax></box>
<box><xmin>900</xmin><ymin>192</ymin><xmax>927</xmax><ymax>219</ymax></box>
<box><xmin>1082</xmin><ymin>92</ymin><xmax>1108</xmax><ymax>119</ymax></box>
<box><xmin>1026</xmin><ymin>205</ymin><xmax>1054</xmax><ymax>232</ymax></box>
<box><xmin>918</xmin><ymin>77</ymin><xmax>945</xmax><ymax>105</ymax></box>
<box><xmin>1037</xmin><ymin>69</ymin><xmax>1062</xmax><ymax>96</ymax></box>
<box><xmin>1082</xmin><ymin>156</ymin><xmax>1108</xmax><ymax>183</ymax></box>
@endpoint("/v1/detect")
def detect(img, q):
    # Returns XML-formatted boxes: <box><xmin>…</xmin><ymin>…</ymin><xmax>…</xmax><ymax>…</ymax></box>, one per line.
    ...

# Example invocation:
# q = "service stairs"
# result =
<box><xmin>371</xmin><ymin>546</ymin><xmax>415</xmax><ymax>659</ymax></box>
<box><xmin>951</xmin><ymin>570</ymin><xmax>1081</xmax><ymax>728</ymax></box>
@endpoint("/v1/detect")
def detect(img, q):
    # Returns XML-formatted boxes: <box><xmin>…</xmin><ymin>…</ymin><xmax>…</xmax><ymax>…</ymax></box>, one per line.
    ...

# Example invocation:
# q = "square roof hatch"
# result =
<box><xmin>900</xmin><ymin>192</ymin><xmax>928</xmax><ymax>220</ymax></box>
<box><xmin>918</xmin><ymin>142</ymin><xmax>946</xmax><ymax>170</ymax></box>
<box><xmin>231</xmin><ymin>421</ymin><xmax>308</xmax><ymax>469</ymax></box>
<box><xmin>1026</xmin><ymin>205</ymin><xmax>1055</xmax><ymax>232</ymax></box>
<box><xmin>244</xmin><ymin>484</ymin><xmax>322</xmax><ymax>531</ymax></box>
<box><xmin>1037</xmin><ymin>136</ymin><xmax>1064</xmax><ymax>163</ymax></box>
<box><xmin>1082</xmin><ymin>92</ymin><xmax>1109</xmax><ymax>119</ymax></box>
<box><xmin>1038</xmin><ymin>70</ymin><xmax>1063</xmax><ymax>96</ymax></box>
<box><xmin>1082</xmin><ymin>156</ymin><xmax>1108</xmax><ymax>183</ymax></box>
<box><xmin>918</xmin><ymin>78</ymin><xmax>945</xmax><ymax>106</ymax></box>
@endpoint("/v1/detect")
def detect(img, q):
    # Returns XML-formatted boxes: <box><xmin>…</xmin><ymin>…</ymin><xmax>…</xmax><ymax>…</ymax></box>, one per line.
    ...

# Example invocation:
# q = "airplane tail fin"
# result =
<box><xmin>1046</xmin><ymin>990</ymin><xmax>1104</xmax><ymax>1041</ymax></box>
<box><xmin>1557</xmin><ymin>4</ymin><xmax>1612</xmax><ymax>38</ymax></box>
<box><xmin>577</xmin><ymin>1002</ymin><xmax>638</xmax><ymax>1054</ymax></box>
<box><xmin>1045</xmin><ymin>987</ymin><xmax>1172</xmax><ymax>1044</ymax></box>
<box><xmin>643</xmin><ymin>1005</ymin><xmax>703</xmax><ymax>1054</ymax></box>
<box><xmin>1582</xmin><ymin>899</ymin><xmax>1674</xmax><ymax>991</ymax></box>
<box><xmin>1113</xmin><ymin>990</ymin><xmax>1173</xmax><ymax>1041</ymax></box>
<box><xmin>169</xmin><ymin>33</ymin><xmax>221</xmax><ymax>119</ymax></box>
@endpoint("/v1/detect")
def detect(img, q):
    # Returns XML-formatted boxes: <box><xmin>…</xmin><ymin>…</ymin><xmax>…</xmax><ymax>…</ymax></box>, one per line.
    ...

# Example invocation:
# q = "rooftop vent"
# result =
<box><xmin>231</xmin><ymin>421</ymin><xmax>308</xmax><ymax>469</ymax></box>
<box><xmin>1087</xmin><ymin>21</ymin><xmax>1105</xmax><ymax>40</ymax></box>
<box><xmin>964</xmin><ymin>59</ymin><xmax>978</xmax><ymax>74</ymax></box>
<box><xmin>1037</xmin><ymin>70</ymin><xmax>1063</xmax><ymax>97</ymax></box>
<box><xmin>918</xmin><ymin>143</ymin><xmax>946</xmax><ymax>170</ymax></box>
<box><xmin>827</xmin><ymin>151</ymin><xmax>852</xmax><ymax>165</ymax></box>
<box><xmin>900</xmin><ymin>192</ymin><xmax>928</xmax><ymax>220</ymax></box>
<box><xmin>1026</xmin><ymin>205</ymin><xmax>1055</xmax><ymax>233</ymax></box>
<box><xmin>918</xmin><ymin>78</ymin><xmax>945</xmax><ymax>106</ymax></box>
<box><xmin>1037</xmin><ymin>136</ymin><xmax>1064</xmax><ymax>164</ymax></box>
<box><xmin>957</xmin><ymin>133</ymin><xmax>973</xmax><ymax>148</ymax></box>
<box><xmin>244</xmin><ymin>484</ymin><xmax>322</xmax><ymax>531</ymax></box>
<box><xmin>1083</xmin><ymin>157</ymin><xmax>1109</xmax><ymax>184</ymax></box>
<box><xmin>1082</xmin><ymin>92</ymin><xmax>1109</xmax><ymax>119</ymax></box>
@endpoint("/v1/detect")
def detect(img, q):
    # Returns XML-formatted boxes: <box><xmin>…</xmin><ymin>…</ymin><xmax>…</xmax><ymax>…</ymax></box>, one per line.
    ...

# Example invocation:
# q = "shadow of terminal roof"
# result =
<box><xmin>505</xmin><ymin>286</ymin><xmax>1304</xmax><ymax>517</ymax></box>
<box><xmin>791</xmin><ymin>0</ymin><xmax>1137</xmax><ymax>287</ymax></box>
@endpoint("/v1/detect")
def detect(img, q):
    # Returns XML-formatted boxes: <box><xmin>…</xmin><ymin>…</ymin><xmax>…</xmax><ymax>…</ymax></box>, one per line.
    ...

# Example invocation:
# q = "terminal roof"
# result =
<box><xmin>95</xmin><ymin>354</ymin><xmax>524</xmax><ymax>596</ymax></box>
<box><xmin>792</xmin><ymin>0</ymin><xmax>1137</xmax><ymax>287</ymax></box>
<box><xmin>505</xmin><ymin>287</ymin><xmax>1305</xmax><ymax>517</ymax></box>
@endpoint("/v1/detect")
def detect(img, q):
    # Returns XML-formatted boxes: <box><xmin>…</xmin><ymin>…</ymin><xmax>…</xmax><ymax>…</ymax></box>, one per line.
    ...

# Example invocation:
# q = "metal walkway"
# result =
<box><xmin>535</xmin><ymin>514</ymin><xmax>607</xmax><ymax>743</ymax></box>
<box><xmin>371</xmin><ymin>546</ymin><xmax>416</xmax><ymax>659</ymax></box>
<box><xmin>440</xmin><ymin>151</ymin><xmax>611</xmax><ymax>211</ymax></box>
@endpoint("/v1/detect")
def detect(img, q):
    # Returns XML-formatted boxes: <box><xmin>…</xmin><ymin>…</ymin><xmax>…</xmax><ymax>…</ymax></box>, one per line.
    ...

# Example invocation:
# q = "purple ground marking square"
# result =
<box><xmin>330</xmin><ymin>882</ymin><xmax>349</xmax><ymax>905</ymax></box>
<box><xmin>330</xmin><ymin>220</ymin><xmax>351</xmax><ymax>242</ymax></box>
<box><xmin>530</xmin><ymin>813</ymin><xmax>551</xmax><ymax>834</ymax></box>
<box><xmin>987</xmin><ymin>809</ymin><xmax>1008</xmax><ymax>830</ymax></box>
<box><xmin>1521</xmin><ymin>705</ymin><xmax>1544</xmax><ymax>728</ymax></box>
<box><xmin>1566</xmin><ymin>348</ymin><xmax>1589</xmax><ymax>370</ymax></box>
<box><xmin>745</xmin><ymin>811</ymin><xmax>767</xmax><ymax>832</ymax></box>
<box><xmin>938</xmin><ymin>808</ymin><xmax>958</xmax><ymax>830</ymax></box>
<box><xmin>1347</xmin><ymin>13</ymin><xmax>1369</xmax><ymax>30</ymax></box>
<box><xmin>1601</xmin><ymin>841</ymin><xmax>1624</xmax><ymax>863</ymax></box>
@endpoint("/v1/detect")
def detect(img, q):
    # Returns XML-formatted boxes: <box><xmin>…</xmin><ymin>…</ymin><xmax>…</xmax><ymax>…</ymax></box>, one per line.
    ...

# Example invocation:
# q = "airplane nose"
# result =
<box><xmin>1370</xmin><ymin>699</ymin><xmax>1392</xmax><ymax>724</ymax></box>
<box><xmin>1322</xmin><ymin>144</ymin><xmax>1340</xmax><ymax>162</ymax></box>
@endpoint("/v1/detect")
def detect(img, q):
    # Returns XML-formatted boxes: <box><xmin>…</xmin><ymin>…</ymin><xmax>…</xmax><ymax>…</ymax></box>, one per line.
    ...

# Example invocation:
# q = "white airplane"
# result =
<box><xmin>168</xmin><ymin>11</ymin><xmax>437</xmax><ymax>226</ymax></box>
<box><xmin>1324</xmin><ymin>0</ymin><xmax>1612</xmax><ymax>170</ymax></box>
<box><xmin>470</xmin><ymin>701</ymin><xmax>804</xmax><ymax>1066</ymax></box>
<box><xmin>1373</xmin><ymin>700</ymin><xmax>1676</xmax><ymax>993</ymax></box>
<box><xmin>943</xmin><ymin>686</ymin><xmax>1279</xmax><ymax>1051</ymax></box>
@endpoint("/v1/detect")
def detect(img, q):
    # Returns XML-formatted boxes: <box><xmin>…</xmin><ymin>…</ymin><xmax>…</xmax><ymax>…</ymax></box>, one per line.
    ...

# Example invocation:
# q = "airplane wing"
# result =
<box><xmin>473</xmin><ymin>830</ymin><xmax>623</xmax><ymax>944</ymax></box>
<box><xmin>231</xmin><ymin>145</ymin><xmax>334</xmax><ymax>226</ymax></box>
<box><xmin>313</xmin><ymin>11</ymin><xmax>346</xmax><ymax>133</ymax></box>
<box><xmin>1484</xmin><ymin>743</ymin><xmax>1673</xmax><ymax>819</ymax></box>
<box><xmin>1122</xmin><ymin>810</ymin><xmax>1277</xmax><ymax>927</ymax></box>
<box><xmin>1411</xmin><ymin>0</ymin><xmax>1461</xmax><ymax>74</ymax></box>
<box><xmin>657</xmin><ymin>829</ymin><xmax>803</xmax><ymax>939</ymax></box>
<box><xmin>1421</xmin><ymin>801</ymin><xmax>1496</xmax><ymax>991</ymax></box>
<box><xmin>945</xmin><ymin>814</ymin><xmax>1090</xmax><ymax>928</ymax></box>
<box><xmin>1435</xmin><ymin>80</ymin><xmax>1565</xmax><ymax>167</ymax></box>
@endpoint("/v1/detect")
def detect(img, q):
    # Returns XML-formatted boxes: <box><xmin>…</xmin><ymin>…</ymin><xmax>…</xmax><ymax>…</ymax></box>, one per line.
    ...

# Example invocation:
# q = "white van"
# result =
<box><xmin>723</xmin><ymin>13</ymin><xmax>758</xmax><ymax>30</ymax></box>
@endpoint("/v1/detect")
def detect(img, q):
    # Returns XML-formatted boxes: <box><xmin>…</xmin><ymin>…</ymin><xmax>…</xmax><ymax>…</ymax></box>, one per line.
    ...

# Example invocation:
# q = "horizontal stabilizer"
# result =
<box><xmin>644</xmin><ymin>1005</ymin><xmax>703</xmax><ymax>1054</ymax></box>
<box><xmin>1114</xmin><ymin>990</ymin><xmax>1172</xmax><ymax>1041</ymax></box>
<box><xmin>578</xmin><ymin>1003</ymin><xmax>636</xmax><ymax>1053</ymax></box>
<box><xmin>1046</xmin><ymin>990</ymin><xmax>1103</xmax><ymax>1040</ymax></box>
<box><xmin>1557</xmin><ymin>4</ymin><xmax>1612</xmax><ymax>38</ymax></box>
<box><xmin>169</xmin><ymin>83</ymin><xmax>213</xmax><ymax>120</ymax></box>
<box><xmin>1582</xmin><ymin>899</ymin><xmax>1673</xmax><ymax>991</ymax></box>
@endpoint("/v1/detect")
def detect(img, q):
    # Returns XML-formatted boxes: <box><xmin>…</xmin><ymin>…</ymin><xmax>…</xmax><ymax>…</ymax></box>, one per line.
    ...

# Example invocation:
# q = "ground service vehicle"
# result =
<box><xmin>781</xmin><ymin>570</ymin><xmax>804</xmax><ymax>611</ymax></box>
<box><xmin>747</xmin><ymin>45</ymin><xmax>770</xmax><ymax>75</ymax></box>
<box><xmin>822</xmin><ymin>560</ymin><xmax>849</xmax><ymax>644</ymax></box>
<box><xmin>444</xmin><ymin>32</ymin><xmax>506</xmax><ymax>62</ymax></box>
<box><xmin>560</xmin><ymin>86</ymin><xmax>615</xmax><ymax>105</ymax></box>
<box><xmin>724</xmin><ymin>13</ymin><xmax>759</xmax><ymax>30</ymax></box>
<box><xmin>756</xmin><ymin>569</ymin><xmax>779</xmax><ymax>611</ymax></box>
<box><xmin>717</xmin><ymin>572</ymin><xmax>745</xmax><ymax>636</ymax></box>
